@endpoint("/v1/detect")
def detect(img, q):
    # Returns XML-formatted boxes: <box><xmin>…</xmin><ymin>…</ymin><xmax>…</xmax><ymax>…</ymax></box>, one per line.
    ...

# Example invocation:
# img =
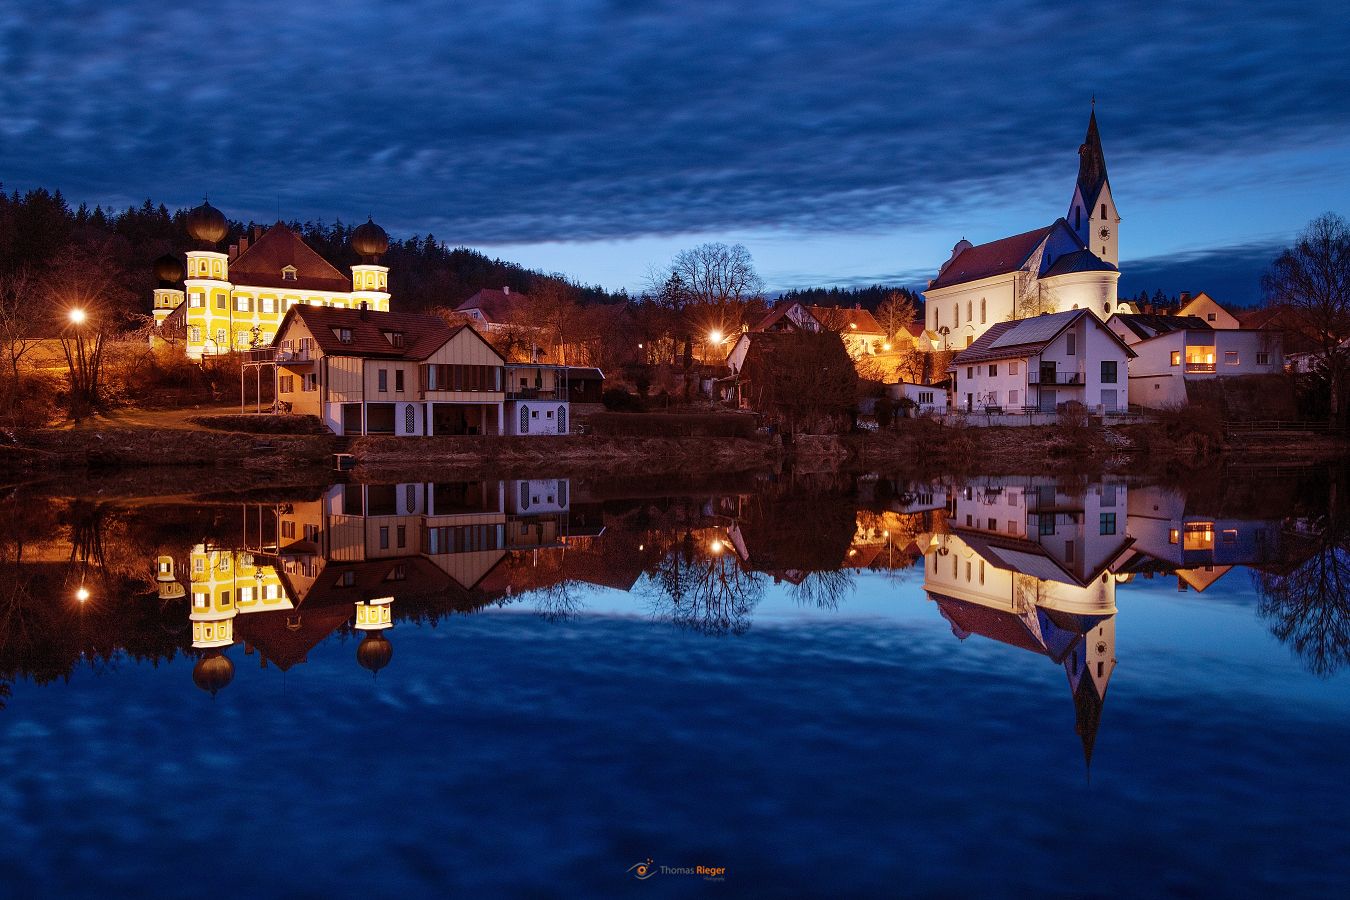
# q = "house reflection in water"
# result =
<box><xmin>920</xmin><ymin>476</ymin><xmax>1287</xmax><ymax>768</ymax></box>
<box><xmin>156</xmin><ymin>480</ymin><xmax>570</xmax><ymax>692</ymax></box>
<box><xmin>923</xmin><ymin>479</ymin><xmax>1126</xmax><ymax>768</ymax></box>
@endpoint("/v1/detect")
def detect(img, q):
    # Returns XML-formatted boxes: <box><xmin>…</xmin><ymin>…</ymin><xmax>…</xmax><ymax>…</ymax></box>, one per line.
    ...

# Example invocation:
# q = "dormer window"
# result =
<box><xmin>335</xmin><ymin>327</ymin><xmax>353</xmax><ymax>344</ymax></box>
<box><xmin>282</xmin><ymin>265</ymin><xmax>298</xmax><ymax>281</ymax></box>
<box><xmin>384</xmin><ymin>331</ymin><xmax>405</xmax><ymax>348</ymax></box>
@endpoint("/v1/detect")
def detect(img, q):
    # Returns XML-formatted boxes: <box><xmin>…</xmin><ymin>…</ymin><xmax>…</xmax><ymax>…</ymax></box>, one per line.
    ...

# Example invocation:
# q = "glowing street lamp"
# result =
<box><xmin>68</xmin><ymin>308</ymin><xmax>87</xmax><ymax>325</ymax></box>
<box><xmin>75</xmin><ymin>586</ymin><xmax>90</xmax><ymax>603</ymax></box>
<box><xmin>708</xmin><ymin>329</ymin><xmax>724</xmax><ymax>345</ymax></box>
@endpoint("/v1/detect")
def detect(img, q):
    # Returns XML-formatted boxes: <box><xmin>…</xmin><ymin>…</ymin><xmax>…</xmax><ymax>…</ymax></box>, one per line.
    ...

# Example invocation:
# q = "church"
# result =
<box><xmin>152</xmin><ymin>200</ymin><xmax>392</xmax><ymax>360</ymax></box>
<box><xmin>924</xmin><ymin>109</ymin><xmax>1122</xmax><ymax>349</ymax></box>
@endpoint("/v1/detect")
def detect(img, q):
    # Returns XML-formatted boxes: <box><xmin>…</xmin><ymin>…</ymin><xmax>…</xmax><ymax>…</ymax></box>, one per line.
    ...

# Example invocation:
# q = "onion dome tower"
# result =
<box><xmin>350</xmin><ymin>216</ymin><xmax>391</xmax><ymax>312</ymax></box>
<box><xmin>192</xmin><ymin>651</ymin><xmax>235</xmax><ymax>697</ymax></box>
<box><xmin>186</xmin><ymin>199</ymin><xmax>228</xmax><ymax>246</ymax></box>
<box><xmin>152</xmin><ymin>254</ymin><xmax>186</xmax><ymax>326</ymax></box>
<box><xmin>356</xmin><ymin>631</ymin><xmax>393</xmax><ymax>675</ymax></box>
<box><xmin>182</xmin><ymin>198</ymin><xmax>232</xmax><ymax>340</ymax></box>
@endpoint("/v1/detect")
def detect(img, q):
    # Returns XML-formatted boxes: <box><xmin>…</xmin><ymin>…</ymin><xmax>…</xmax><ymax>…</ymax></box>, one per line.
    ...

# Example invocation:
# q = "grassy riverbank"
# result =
<box><xmin>4</xmin><ymin>415</ymin><xmax>1346</xmax><ymax>482</ymax></box>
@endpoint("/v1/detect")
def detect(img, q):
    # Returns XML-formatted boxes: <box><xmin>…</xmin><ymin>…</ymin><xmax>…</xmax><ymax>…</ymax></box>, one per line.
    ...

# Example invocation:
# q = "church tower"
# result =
<box><xmin>1067</xmin><ymin>107</ymin><xmax>1120</xmax><ymax>267</ymax></box>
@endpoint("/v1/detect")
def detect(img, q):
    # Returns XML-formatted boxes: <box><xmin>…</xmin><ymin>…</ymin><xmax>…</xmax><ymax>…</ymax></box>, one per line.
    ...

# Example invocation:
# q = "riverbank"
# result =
<box><xmin>5</xmin><ymin>418</ymin><xmax>1346</xmax><ymax>483</ymax></box>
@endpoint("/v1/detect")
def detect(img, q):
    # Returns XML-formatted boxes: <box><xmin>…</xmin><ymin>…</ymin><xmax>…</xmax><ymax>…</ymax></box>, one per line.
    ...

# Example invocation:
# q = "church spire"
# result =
<box><xmin>1076</xmin><ymin>107</ymin><xmax>1108</xmax><ymax>206</ymax></box>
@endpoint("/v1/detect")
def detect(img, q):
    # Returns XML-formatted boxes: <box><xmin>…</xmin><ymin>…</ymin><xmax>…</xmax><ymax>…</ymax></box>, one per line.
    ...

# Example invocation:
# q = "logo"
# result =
<box><xmin>626</xmin><ymin>858</ymin><xmax>727</xmax><ymax>882</ymax></box>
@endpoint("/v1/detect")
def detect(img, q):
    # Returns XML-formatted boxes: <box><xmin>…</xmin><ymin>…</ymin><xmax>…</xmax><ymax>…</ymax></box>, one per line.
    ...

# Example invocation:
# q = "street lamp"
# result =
<box><xmin>75</xmin><ymin>586</ymin><xmax>90</xmax><ymax>603</ymax></box>
<box><xmin>68</xmin><ymin>308</ymin><xmax>87</xmax><ymax>325</ymax></box>
<box><xmin>708</xmin><ymin>329</ymin><xmax>723</xmax><ymax>344</ymax></box>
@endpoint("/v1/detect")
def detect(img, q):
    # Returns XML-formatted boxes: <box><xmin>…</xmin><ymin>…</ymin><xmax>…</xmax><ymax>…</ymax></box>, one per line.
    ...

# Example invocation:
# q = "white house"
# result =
<box><xmin>752</xmin><ymin>300</ymin><xmax>888</xmax><ymax>358</ymax></box>
<box><xmin>1175</xmin><ymin>292</ymin><xmax>1240</xmax><ymax>329</ymax></box>
<box><xmin>924</xmin><ymin>110</ymin><xmax>1121</xmax><ymax>349</ymax></box>
<box><xmin>948</xmin><ymin>308</ymin><xmax>1135</xmax><ymax>414</ymax></box>
<box><xmin>887</xmin><ymin>381</ymin><xmax>949</xmax><ymax>415</ymax></box>
<box><xmin>1104</xmin><ymin>313</ymin><xmax>1284</xmax><ymax>409</ymax></box>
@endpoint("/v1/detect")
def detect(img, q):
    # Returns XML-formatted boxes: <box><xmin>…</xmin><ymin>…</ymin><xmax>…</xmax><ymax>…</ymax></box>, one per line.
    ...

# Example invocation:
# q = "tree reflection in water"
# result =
<box><xmin>1253</xmin><ymin>521</ymin><xmax>1350</xmax><ymax>677</ymax></box>
<box><xmin>645</xmin><ymin>530</ymin><xmax>764</xmax><ymax>635</ymax></box>
<box><xmin>787</xmin><ymin>569</ymin><xmax>854</xmax><ymax>611</ymax></box>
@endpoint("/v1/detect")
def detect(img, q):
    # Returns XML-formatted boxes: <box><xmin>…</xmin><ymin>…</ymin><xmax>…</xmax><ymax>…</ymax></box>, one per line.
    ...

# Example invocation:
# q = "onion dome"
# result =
<box><xmin>186</xmin><ymin>199</ymin><xmax>228</xmax><ymax>245</ymax></box>
<box><xmin>356</xmin><ymin>632</ymin><xmax>393</xmax><ymax>674</ymax></box>
<box><xmin>192</xmin><ymin>652</ymin><xmax>234</xmax><ymax>696</ymax></box>
<box><xmin>153</xmin><ymin>253</ymin><xmax>184</xmax><ymax>284</ymax></box>
<box><xmin>351</xmin><ymin>217</ymin><xmax>389</xmax><ymax>261</ymax></box>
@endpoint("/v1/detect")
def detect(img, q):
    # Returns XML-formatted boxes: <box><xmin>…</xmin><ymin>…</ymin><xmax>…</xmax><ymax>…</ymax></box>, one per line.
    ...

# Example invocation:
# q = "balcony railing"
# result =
<box><xmin>506</xmin><ymin>387</ymin><xmax>567</xmax><ymax>401</ymax></box>
<box><xmin>1185</xmin><ymin>362</ymin><xmax>1216</xmax><ymax>373</ymax></box>
<box><xmin>1028</xmin><ymin>371</ymin><xmax>1083</xmax><ymax>385</ymax></box>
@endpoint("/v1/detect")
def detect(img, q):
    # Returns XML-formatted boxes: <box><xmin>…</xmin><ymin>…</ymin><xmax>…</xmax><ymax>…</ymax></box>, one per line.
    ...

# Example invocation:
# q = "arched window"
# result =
<box><xmin>557</xmin><ymin>406</ymin><xmax>567</xmax><ymax>434</ymax></box>
<box><xmin>966</xmin><ymin>301</ymin><xmax>972</xmax><ymax>322</ymax></box>
<box><xmin>520</xmin><ymin>406</ymin><xmax>529</xmax><ymax>434</ymax></box>
<box><xmin>1101</xmin><ymin>203</ymin><xmax>1107</xmax><ymax>218</ymax></box>
<box><xmin>980</xmin><ymin>298</ymin><xmax>986</xmax><ymax>324</ymax></box>
<box><xmin>406</xmin><ymin>484</ymin><xmax>416</xmax><ymax>512</ymax></box>
<box><xmin>404</xmin><ymin>404</ymin><xmax>414</xmax><ymax>434</ymax></box>
<box><xmin>519</xmin><ymin>482</ymin><xmax>530</xmax><ymax>510</ymax></box>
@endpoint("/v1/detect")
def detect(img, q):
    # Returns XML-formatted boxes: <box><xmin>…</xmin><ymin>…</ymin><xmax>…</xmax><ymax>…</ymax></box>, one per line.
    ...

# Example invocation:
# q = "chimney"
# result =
<box><xmin>238</xmin><ymin>235</ymin><xmax>249</xmax><ymax>255</ymax></box>
<box><xmin>228</xmin><ymin>243</ymin><xmax>238</xmax><ymax>260</ymax></box>
<box><xmin>503</xmin><ymin>285</ymin><xmax>510</xmax><ymax>295</ymax></box>
<box><xmin>359</xmin><ymin>300</ymin><xmax>369</xmax><ymax>319</ymax></box>
<box><xmin>1179</xmin><ymin>291</ymin><xmax>1191</xmax><ymax>304</ymax></box>
<box><xmin>253</xmin><ymin>225</ymin><xmax>264</xmax><ymax>241</ymax></box>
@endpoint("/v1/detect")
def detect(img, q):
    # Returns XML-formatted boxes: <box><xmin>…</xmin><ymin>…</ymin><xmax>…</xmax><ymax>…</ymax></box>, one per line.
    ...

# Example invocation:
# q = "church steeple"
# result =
<box><xmin>1067</xmin><ymin>105</ymin><xmax>1120</xmax><ymax>268</ymax></box>
<box><xmin>1076</xmin><ymin>108</ymin><xmax>1108</xmax><ymax>207</ymax></box>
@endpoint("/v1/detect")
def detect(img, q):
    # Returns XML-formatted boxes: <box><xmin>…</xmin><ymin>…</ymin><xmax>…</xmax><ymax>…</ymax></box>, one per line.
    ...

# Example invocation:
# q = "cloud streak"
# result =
<box><xmin>1</xmin><ymin>1</ymin><xmax>1347</xmax><ymax>265</ymax></box>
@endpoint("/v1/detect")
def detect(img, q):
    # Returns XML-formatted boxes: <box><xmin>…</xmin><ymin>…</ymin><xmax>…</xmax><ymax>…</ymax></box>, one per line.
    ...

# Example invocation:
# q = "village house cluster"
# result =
<box><xmin>145</xmin><ymin>108</ymin><xmax>1298</xmax><ymax>435</ymax></box>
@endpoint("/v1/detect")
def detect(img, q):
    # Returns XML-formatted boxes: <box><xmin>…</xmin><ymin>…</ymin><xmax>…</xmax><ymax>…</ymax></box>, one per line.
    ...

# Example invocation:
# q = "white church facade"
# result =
<box><xmin>925</xmin><ymin>110</ymin><xmax>1123</xmax><ymax>349</ymax></box>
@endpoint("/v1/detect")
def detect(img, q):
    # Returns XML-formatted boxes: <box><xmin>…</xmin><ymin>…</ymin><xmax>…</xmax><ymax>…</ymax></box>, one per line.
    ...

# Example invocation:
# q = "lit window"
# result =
<box><xmin>1170</xmin><ymin>350</ymin><xmax>1181</xmax><ymax>366</ymax></box>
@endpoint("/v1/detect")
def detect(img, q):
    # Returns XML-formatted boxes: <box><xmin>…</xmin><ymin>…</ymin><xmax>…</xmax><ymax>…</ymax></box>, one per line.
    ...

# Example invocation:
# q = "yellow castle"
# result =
<box><xmin>154</xmin><ymin>200</ymin><xmax>391</xmax><ymax>359</ymax></box>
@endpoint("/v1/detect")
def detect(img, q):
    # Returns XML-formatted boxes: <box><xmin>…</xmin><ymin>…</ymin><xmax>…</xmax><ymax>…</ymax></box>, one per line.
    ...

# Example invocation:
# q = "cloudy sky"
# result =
<box><xmin>2</xmin><ymin>0</ymin><xmax>1347</xmax><ymax>303</ymax></box>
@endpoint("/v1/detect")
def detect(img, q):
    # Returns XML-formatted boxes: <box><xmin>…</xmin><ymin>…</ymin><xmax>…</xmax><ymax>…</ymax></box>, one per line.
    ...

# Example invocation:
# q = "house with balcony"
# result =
<box><xmin>272</xmin><ymin>304</ymin><xmax>507</xmax><ymax>436</ymax></box>
<box><xmin>947</xmin><ymin>308</ymin><xmax>1135</xmax><ymax>414</ymax></box>
<box><xmin>504</xmin><ymin>363</ymin><xmax>571</xmax><ymax>434</ymax></box>
<box><xmin>1104</xmin><ymin>313</ymin><xmax>1284</xmax><ymax>409</ymax></box>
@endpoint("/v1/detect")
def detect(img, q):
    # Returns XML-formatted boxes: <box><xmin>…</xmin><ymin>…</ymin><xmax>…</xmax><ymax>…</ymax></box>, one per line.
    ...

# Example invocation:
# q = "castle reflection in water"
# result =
<box><xmin>0</xmin><ymin>471</ymin><xmax>1329</xmax><ymax>766</ymax></box>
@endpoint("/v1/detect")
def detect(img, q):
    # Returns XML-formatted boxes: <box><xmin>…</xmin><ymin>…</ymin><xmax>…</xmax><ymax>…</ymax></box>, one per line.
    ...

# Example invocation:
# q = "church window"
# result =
<box><xmin>966</xmin><ymin>301</ymin><xmax>972</xmax><ymax>322</ymax></box>
<box><xmin>980</xmin><ymin>298</ymin><xmax>986</xmax><ymax>324</ymax></box>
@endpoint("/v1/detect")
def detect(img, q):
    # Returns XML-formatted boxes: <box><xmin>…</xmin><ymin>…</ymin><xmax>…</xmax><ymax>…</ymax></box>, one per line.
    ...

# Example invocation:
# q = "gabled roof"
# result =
<box><xmin>1109</xmin><ymin>313</ymin><xmax>1212</xmax><ymax>341</ymax></box>
<box><xmin>456</xmin><ymin>288</ymin><xmax>524</xmax><ymax>323</ymax></box>
<box><xmin>274</xmin><ymin>304</ymin><xmax>491</xmax><ymax>361</ymax></box>
<box><xmin>929</xmin><ymin>224</ymin><xmax>1057</xmax><ymax>290</ymax></box>
<box><xmin>751</xmin><ymin>300</ymin><xmax>806</xmax><ymax>333</ymax></box>
<box><xmin>230</xmin><ymin>222</ymin><xmax>352</xmax><ymax>292</ymax></box>
<box><xmin>949</xmin><ymin>308</ymin><xmax>1136</xmax><ymax>367</ymax></box>
<box><xmin>1041</xmin><ymin>248</ymin><xmax>1118</xmax><ymax>278</ymax></box>
<box><xmin>805</xmin><ymin>305</ymin><xmax>885</xmax><ymax>335</ymax></box>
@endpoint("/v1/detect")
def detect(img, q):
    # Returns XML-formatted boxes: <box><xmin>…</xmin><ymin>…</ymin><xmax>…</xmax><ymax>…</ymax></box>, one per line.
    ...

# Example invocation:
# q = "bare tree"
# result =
<box><xmin>875</xmin><ymin>290</ymin><xmax>917</xmax><ymax>342</ymax></box>
<box><xmin>0</xmin><ymin>269</ymin><xmax>41</xmax><ymax>416</ymax></box>
<box><xmin>1013</xmin><ymin>270</ymin><xmax>1059</xmax><ymax>320</ymax></box>
<box><xmin>1262</xmin><ymin>212</ymin><xmax>1350</xmax><ymax>420</ymax></box>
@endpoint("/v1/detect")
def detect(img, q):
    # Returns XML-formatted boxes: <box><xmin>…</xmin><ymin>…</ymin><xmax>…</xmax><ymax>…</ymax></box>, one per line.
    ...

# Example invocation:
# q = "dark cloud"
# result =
<box><xmin>1</xmin><ymin>0</ymin><xmax>1347</xmax><ymax>247</ymax></box>
<box><xmin>1119</xmin><ymin>241</ymin><xmax>1288</xmax><ymax>308</ymax></box>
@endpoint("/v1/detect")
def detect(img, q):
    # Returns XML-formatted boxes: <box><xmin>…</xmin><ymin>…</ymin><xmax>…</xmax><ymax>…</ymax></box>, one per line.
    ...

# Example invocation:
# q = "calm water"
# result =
<box><xmin>1</xmin><ymin>469</ymin><xmax>1348</xmax><ymax>897</ymax></box>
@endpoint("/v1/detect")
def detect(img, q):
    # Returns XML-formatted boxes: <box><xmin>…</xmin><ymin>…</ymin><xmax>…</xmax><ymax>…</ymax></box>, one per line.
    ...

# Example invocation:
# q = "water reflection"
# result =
<box><xmin>0</xmin><ymin>469</ymin><xmax>1344</xmax><ymax>718</ymax></box>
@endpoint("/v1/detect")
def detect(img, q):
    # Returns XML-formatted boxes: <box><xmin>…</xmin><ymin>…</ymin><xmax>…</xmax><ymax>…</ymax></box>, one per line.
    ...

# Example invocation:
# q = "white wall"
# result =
<box><xmin>507</xmin><ymin>400</ymin><xmax>570</xmax><ymax>435</ymax></box>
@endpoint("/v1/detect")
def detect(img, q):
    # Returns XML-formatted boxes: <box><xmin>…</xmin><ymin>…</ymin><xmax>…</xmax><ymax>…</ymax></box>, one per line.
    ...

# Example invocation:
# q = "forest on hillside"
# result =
<box><xmin>0</xmin><ymin>186</ymin><xmax>625</xmax><ymax>322</ymax></box>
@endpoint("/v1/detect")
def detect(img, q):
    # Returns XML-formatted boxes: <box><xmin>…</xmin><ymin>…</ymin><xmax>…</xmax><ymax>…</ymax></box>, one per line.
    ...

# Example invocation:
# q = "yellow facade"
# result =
<box><xmin>178</xmin><ymin>249</ymin><xmax>390</xmax><ymax>360</ymax></box>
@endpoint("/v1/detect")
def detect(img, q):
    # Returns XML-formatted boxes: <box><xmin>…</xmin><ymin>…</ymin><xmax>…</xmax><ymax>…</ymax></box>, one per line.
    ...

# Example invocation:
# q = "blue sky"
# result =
<box><xmin>2</xmin><ymin>0</ymin><xmax>1348</xmax><ymax>303</ymax></box>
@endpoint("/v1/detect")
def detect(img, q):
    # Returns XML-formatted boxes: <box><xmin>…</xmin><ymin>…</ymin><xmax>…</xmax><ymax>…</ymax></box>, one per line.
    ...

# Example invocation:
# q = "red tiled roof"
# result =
<box><xmin>931</xmin><ymin>593</ymin><xmax>1048</xmax><ymax>654</ymax></box>
<box><xmin>806</xmin><ymin>305</ymin><xmax>885</xmax><ymax>335</ymax></box>
<box><xmin>456</xmin><ymin>288</ymin><xmax>526</xmax><ymax>323</ymax></box>
<box><xmin>278</xmin><ymin>304</ymin><xmax>492</xmax><ymax>361</ymax></box>
<box><xmin>929</xmin><ymin>224</ymin><xmax>1056</xmax><ymax>290</ymax></box>
<box><xmin>234</xmin><ymin>602</ymin><xmax>356</xmax><ymax>671</ymax></box>
<box><xmin>230</xmin><ymin>222</ymin><xmax>352</xmax><ymax>293</ymax></box>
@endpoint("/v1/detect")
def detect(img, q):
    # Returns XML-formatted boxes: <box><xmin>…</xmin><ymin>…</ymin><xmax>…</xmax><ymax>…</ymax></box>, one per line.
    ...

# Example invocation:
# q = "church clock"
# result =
<box><xmin>1099</xmin><ymin>226</ymin><xmax>1111</xmax><ymax>239</ymax></box>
